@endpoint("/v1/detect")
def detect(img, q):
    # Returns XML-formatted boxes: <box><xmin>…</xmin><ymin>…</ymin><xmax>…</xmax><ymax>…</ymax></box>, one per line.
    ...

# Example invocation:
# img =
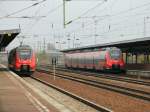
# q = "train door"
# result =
<box><xmin>92</xmin><ymin>55</ymin><xmax>95</xmax><ymax>69</ymax></box>
<box><xmin>99</xmin><ymin>51</ymin><xmax>106</xmax><ymax>70</ymax></box>
<box><xmin>94</xmin><ymin>53</ymin><xmax>100</xmax><ymax>70</ymax></box>
<box><xmin>79</xmin><ymin>53</ymin><xmax>85</xmax><ymax>69</ymax></box>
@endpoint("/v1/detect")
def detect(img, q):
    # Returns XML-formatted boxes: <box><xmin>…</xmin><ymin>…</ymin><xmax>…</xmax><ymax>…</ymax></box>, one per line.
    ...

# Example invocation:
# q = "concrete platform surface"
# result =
<box><xmin>0</xmin><ymin>67</ymin><xmax>50</xmax><ymax>112</ymax></box>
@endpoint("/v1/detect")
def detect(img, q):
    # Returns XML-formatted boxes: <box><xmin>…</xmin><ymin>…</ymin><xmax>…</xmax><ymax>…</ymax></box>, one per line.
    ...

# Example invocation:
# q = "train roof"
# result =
<box><xmin>61</xmin><ymin>37</ymin><xmax>150</xmax><ymax>53</ymax></box>
<box><xmin>9</xmin><ymin>45</ymin><xmax>32</xmax><ymax>52</ymax></box>
<box><xmin>0</xmin><ymin>29</ymin><xmax>20</xmax><ymax>51</ymax></box>
<box><xmin>17</xmin><ymin>45</ymin><xmax>31</xmax><ymax>49</ymax></box>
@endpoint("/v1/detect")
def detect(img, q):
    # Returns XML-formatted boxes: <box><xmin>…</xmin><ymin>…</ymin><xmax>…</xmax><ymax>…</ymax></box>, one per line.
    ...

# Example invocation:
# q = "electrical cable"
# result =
<box><xmin>45</xmin><ymin>3</ymin><xmax>63</xmax><ymax>17</ymax></box>
<box><xmin>22</xmin><ymin>2</ymin><xmax>46</xmax><ymax>35</ymax></box>
<box><xmin>66</xmin><ymin>0</ymin><xmax>107</xmax><ymax>24</ymax></box>
<box><xmin>67</xmin><ymin>1</ymin><xmax>150</xmax><ymax>36</ymax></box>
<box><xmin>21</xmin><ymin>3</ymin><xmax>63</xmax><ymax>37</ymax></box>
<box><xmin>0</xmin><ymin>0</ymin><xmax>46</xmax><ymax>19</ymax></box>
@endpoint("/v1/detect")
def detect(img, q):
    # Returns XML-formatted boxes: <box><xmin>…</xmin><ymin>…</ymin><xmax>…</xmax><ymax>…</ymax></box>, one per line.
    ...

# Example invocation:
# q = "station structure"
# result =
<box><xmin>0</xmin><ymin>29</ymin><xmax>20</xmax><ymax>51</ymax></box>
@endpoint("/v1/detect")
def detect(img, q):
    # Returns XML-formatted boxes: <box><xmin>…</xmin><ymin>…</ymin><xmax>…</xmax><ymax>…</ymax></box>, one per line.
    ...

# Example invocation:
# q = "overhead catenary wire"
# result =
<box><xmin>10</xmin><ymin>0</ymin><xmax>47</xmax><ymax>39</ymax></box>
<box><xmin>45</xmin><ymin>3</ymin><xmax>63</xmax><ymax>17</ymax></box>
<box><xmin>65</xmin><ymin>0</ymin><xmax>115</xmax><ymax>35</ymax></box>
<box><xmin>22</xmin><ymin>1</ymin><xmax>47</xmax><ymax>35</ymax></box>
<box><xmin>91</xmin><ymin>1</ymin><xmax>150</xmax><ymax>22</ymax></box>
<box><xmin>0</xmin><ymin>16</ymin><xmax>45</xmax><ymax>19</ymax></box>
<box><xmin>71</xmin><ymin>16</ymin><xmax>144</xmax><ymax>38</ymax></box>
<box><xmin>67</xmin><ymin>0</ymin><xmax>106</xmax><ymax>1</ymax></box>
<box><xmin>2</xmin><ymin>0</ymin><xmax>150</xmax><ymax>48</ymax></box>
<box><xmin>67</xmin><ymin>22</ymin><xmax>145</xmax><ymax>45</ymax></box>
<box><xmin>75</xmin><ymin>18</ymin><xmax>145</xmax><ymax>39</ymax></box>
<box><xmin>69</xmin><ymin>9</ymin><xmax>150</xmax><ymax>35</ymax></box>
<box><xmin>0</xmin><ymin>0</ymin><xmax>38</xmax><ymax>2</ymax></box>
<box><xmin>0</xmin><ymin>0</ymin><xmax>46</xmax><ymax>19</ymax></box>
<box><xmin>66</xmin><ymin>0</ymin><xmax>107</xmax><ymax>24</ymax></box>
<box><xmin>66</xmin><ymin>1</ymin><xmax>150</xmax><ymax>37</ymax></box>
<box><xmin>21</xmin><ymin>3</ymin><xmax>63</xmax><ymax>36</ymax></box>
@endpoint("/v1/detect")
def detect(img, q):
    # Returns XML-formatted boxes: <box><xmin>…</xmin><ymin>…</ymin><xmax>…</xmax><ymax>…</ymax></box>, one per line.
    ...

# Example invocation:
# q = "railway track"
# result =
<box><xmin>36</xmin><ymin>68</ymin><xmax>150</xmax><ymax>102</ymax></box>
<box><xmin>29</xmin><ymin>75</ymin><xmax>112</xmax><ymax>112</ymax></box>
<box><xmin>38</xmin><ymin>65</ymin><xmax>150</xmax><ymax>86</ymax></box>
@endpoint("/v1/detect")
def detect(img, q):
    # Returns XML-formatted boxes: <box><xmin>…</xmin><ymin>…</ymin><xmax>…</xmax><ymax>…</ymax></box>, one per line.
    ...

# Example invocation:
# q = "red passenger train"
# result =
<box><xmin>64</xmin><ymin>47</ymin><xmax>125</xmax><ymax>72</ymax></box>
<box><xmin>8</xmin><ymin>45</ymin><xmax>36</xmax><ymax>73</ymax></box>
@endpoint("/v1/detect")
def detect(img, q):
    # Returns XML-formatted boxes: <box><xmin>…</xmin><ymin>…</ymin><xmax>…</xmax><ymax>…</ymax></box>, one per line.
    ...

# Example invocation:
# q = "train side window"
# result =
<box><xmin>90</xmin><ymin>56</ymin><xmax>93</xmax><ymax>64</ymax></box>
<box><xmin>99</xmin><ymin>51</ymin><xmax>106</xmax><ymax>60</ymax></box>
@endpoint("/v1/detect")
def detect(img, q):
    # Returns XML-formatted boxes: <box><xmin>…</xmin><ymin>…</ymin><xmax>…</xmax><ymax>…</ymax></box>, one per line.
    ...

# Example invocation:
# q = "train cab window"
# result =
<box><xmin>110</xmin><ymin>49</ymin><xmax>121</xmax><ymax>59</ymax></box>
<box><xmin>18</xmin><ymin>50</ymin><xmax>32</xmax><ymax>59</ymax></box>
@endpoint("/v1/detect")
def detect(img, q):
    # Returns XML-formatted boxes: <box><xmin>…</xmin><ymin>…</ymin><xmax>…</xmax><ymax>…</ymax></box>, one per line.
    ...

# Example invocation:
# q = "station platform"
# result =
<box><xmin>126</xmin><ymin>64</ymin><xmax>150</xmax><ymax>78</ymax></box>
<box><xmin>0</xmin><ymin>65</ymin><xmax>58</xmax><ymax>112</ymax></box>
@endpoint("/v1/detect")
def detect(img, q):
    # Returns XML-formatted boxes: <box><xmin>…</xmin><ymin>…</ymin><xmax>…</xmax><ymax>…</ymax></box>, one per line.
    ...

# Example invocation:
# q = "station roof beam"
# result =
<box><xmin>0</xmin><ymin>29</ymin><xmax>20</xmax><ymax>51</ymax></box>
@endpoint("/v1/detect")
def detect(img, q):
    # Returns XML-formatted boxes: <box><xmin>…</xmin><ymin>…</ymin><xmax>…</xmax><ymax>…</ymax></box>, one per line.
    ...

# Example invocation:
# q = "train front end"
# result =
<box><xmin>15</xmin><ymin>47</ymin><xmax>36</xmax><ymax>72</ymax></box>
<box><xmin>105</xmin><ymin>48</ymin><xmax>125</xmax><ymax>72</ymax></box>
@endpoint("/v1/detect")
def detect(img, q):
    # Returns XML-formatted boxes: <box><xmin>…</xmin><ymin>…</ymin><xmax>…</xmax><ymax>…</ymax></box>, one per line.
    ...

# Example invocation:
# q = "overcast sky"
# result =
<box><xmin>0</xmin><ymin>0</ymin><xmax>150</xmax><ymax>51</ymax></box>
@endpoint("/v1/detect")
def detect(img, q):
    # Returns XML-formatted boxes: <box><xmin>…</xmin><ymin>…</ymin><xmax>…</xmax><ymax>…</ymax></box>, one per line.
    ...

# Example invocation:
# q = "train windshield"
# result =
<box><xmin>110</xmin><ymin>49</ymin><xmax>121</xmax><ymax>59</ymax></box>
<box><xmin>19</xmin><ymin>50</ymin><xmax>32</xmax><ymax>59</ymax></box>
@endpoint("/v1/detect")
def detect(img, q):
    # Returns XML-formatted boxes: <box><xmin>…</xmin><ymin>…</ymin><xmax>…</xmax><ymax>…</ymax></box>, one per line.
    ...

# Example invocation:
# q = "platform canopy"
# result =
<box><xmin>0</xmin><ymin>29</ymin><xmax>20</xmax><ymax>51</ymax></box>
<box><xmin>62</xmin><ymin>37</ymin><xmax>150</xmax><ymax>54</ymax></box>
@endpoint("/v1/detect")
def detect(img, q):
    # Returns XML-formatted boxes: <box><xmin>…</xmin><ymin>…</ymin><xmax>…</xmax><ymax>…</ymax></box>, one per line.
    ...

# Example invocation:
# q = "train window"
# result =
<box><xmin>93</xmin><ymin>48</ymin><xmax>99</xmax><ymax>52</ymax></box>
<box><xmin>110</xmin><ymin>50</ymin><xmax>121</xmax><ymax>59</ymax></box>
<box><xmin>99</xmin><ymin>51</ymin><xmax>106</xmax><ymax>60</ymax></box>
<box><xmin>94</xmin><ymin>59</ymin><xmax>99</xmax><ymax>65</ymax></box>
<box><xmin>18</xmin><ymin>50</ymin><xmax>32</xmax><ymax>59</ymax></box>
<box><xmin>83</xmin><ymin>49</ymin><xmax>92</xmax><ymax>53</ymax></box>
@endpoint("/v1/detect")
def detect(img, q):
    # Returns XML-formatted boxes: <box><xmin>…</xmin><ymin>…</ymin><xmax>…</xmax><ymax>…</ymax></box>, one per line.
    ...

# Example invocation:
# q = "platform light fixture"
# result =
<box><xmin>8</xmin><ymin>33</ymin><xmax>11</xmax><ymax>37</ymax></box>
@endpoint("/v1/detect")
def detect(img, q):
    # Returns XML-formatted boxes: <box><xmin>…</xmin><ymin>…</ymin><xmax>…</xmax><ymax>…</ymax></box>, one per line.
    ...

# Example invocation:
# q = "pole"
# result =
<box><xmin>63</xmin><ymin>0</ymin><xmax>66</xmax><ymax>28</ymax></box>
<box><xmin>52</xmin><ymin>58</ymin><xmax>56</xmax><ymax>80</ymax></box>
<box><xmin>53</xmin><ymin>63</ymin><xmax>56</xmax><ymax>80</ymax></box>
<box><xmin>53</xmin><ymin>34</ymin><xmax>56</xmax><ymax>49</ymax></box>
<box><xmin>94</xmin><ymin>20</ymin><xmax>97</xmax><ymax>44</ymax></box>
<box><xmin>43</xmin><ymin>38</ymin><xmax>46</xmax><ymax>53</ymax></box>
